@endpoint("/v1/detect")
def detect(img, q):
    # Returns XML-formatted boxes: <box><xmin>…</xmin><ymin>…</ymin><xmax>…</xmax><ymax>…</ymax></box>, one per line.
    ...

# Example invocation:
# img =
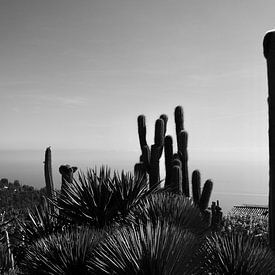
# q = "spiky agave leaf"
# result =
<box><xmin>204</xmin><ymin>231</ymin><xmax>275</xmax><ymax>275</ymax></box>
<box><xmin>111</xmin><ymin>170</ymin><xmax>156</xmax><ymax>217</ymax></box>
<box><xmin>91</xmin><ymin>221</ymin><xmax>204</xmax><ymax>275</ymax></box>
<box><xmin>0</xmin><ymin>243</ymin><xmax>11</xmax><ymax>273</ymax></box>
<box><xmin>129</xmin><ymin>192</ymin><xmax>209</xmax><ymax>236</ymax></box>
<box><xmin>56</xmin><ymin>168</ymin><xmax>116</xmax><ymax>227</ymax></box>
<box><xmin>20</xmin><ymin>226</ymin><xmax>104</xmax><ymax>275</ymax></box>
<box><xmin>55</xmin><ymin>167</ymin><xmax>154</xmax><ymax>228</ymax></box>
<box><xmin>18</xmin><ymin>197</ymin><xmax>64</xmax><ymax>244</ymax></box>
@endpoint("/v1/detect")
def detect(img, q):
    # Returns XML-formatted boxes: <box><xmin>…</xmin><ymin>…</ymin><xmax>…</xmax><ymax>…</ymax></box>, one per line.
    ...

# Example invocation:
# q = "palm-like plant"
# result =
<box><xmin>20</xmin><ymin>226</ymin><xmax>104</xmax><ymax>275</ymax></box>
<box><xmin>91</xmin><ymin>221</ymin><xmax>205</xmax><ymax>275</ymax></box>
<box><xmin>204</xmin><ymin>231</ymin><xmax>275</xmax><ymax>275</ymax></box>
<box><xmin>129</xmin><ymin>192</ymin><xmax>209</xmax><ymax>236</ymax></box>
<box><xmin>18</xmin><ymin>197</ymin><xmax>64</xmax><ymax>245</ymax></box>
<box><xmin>55</xmin><ymin>167</ymin><xmax>155</xmax><ymax>228</ymax></box>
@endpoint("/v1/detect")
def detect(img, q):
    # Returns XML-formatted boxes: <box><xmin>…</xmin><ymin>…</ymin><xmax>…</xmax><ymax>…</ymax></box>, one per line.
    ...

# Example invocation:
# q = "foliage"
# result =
<box><xmin>55</xmin><ymin>167</ymin><xmax>155</xmax><ymax>228</ymax></box>
<box><xmin>18</xmin><ymin>196</ymin><xmax>64</xmax><ymax>245</ymax></box>
<box><xmin>20</xmin><ymin>226</ymin><xmax>104</xmax><ymax>275</ymax></box>
<box><xmin>204</xmin><ymin>231</ymin><xmax>275</xmax><ymax>275</ymax></box>
<box><xmin>222</xmin><ymin>213</ymin><xmax>269</xmax><ymax>244</ymax></box>
<box><xmin>91</xmin><ymin>221</ymin><xmax>204</xmax><ymax>275</ymax></box>
<box><xmin>129</xmin><ymin>192</ymin><xmax>209</xmax><ymax>236</ymax></box>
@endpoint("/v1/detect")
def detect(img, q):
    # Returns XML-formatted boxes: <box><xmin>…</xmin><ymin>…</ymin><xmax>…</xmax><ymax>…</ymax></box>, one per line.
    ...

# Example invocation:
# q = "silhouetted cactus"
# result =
<box><xmin>171</xmin><ymin>165</ymin><xmax>182</xmax><ymax>193</ymax></box>
<box><xmin>174</xmin><ymin>106</ymin><xmax>189</xmax><ymax>196</ymax></box>
<box><xmin>199</xmin><ymin>180</ymin><xmax>213</xmax><ymax>211</ymax></box>
<box><xmin>192</xmin><ymin>170</ymin><xmax>201</xmax><ymax>205</ymax></box>
<box><xmin>264</xmin><ymin>30</ymin><xmax>275</xmax><ymax>250</ymax></box>
<box><xmin>136</xmin><ymin>106</ymin><xmax>215</xmax><ymax>217</ymax></box>
<box><xmin>137</xmin><ymin>115</ymin><xmax>167</xmax><ymax>188</ymax></box>
<box><xmin>164</xmin><ymin>135</ymin><xmax>173</xmax><ymax>187</ymax></box>
<box><xmin>59</xmin><ymin>165</ymin><xmax>78</xmax><ymax>196</ymax></box>
<box><xmin>44</xmin><ymin>147</ymin><xmax>54</xmax><ymax>200</ymax></box>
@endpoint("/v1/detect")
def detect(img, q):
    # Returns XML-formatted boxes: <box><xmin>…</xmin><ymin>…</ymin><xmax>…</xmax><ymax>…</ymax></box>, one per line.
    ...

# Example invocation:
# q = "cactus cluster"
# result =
<box><xmin>136</xmin><ymin>114</ymin><xmax>167</xmax><ymax>189</ymax></box>
<box><xmin>135</xmin><ymin>106</ymin><xmax>216</xmax><ymax>215</ymax></box>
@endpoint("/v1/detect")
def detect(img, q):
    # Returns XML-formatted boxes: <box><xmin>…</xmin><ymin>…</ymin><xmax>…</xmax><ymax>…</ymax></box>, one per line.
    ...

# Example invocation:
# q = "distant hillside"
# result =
<box><xmin>0</xmin><ymin>178</ymin><xmax>45</xmax><ymax>211</ymax></box>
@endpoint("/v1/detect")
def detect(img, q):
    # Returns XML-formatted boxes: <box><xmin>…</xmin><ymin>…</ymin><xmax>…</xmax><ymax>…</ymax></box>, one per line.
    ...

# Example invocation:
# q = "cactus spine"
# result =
<box><xmin>264</xmin><ymin>30</ymin><xmax>275</xmax><ymax>250</ymax></box>
<box><xmin>44</xmin><ymin>147</ymin><xmax>54</xmax><ymax>200</ymax></box>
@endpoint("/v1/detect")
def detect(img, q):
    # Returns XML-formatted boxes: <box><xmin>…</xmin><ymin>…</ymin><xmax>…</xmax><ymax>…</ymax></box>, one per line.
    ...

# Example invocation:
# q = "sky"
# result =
<box><xmin>0</xmin><ymin>0</ymin><xmax>274</xmax><ymax>212</ymax></box>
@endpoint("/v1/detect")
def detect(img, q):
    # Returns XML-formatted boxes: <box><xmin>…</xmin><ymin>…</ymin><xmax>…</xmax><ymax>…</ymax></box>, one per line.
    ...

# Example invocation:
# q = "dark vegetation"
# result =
<box><xmin>0</xmin><ymin>106</ymin><xmax>274</xmax><ymax>274</ymax></box>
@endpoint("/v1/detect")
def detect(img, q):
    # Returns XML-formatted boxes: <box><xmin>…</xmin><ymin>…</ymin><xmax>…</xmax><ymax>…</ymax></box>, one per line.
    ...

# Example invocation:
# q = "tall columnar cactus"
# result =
<box><xmin>137</xmin><ymin>114</ymin><xmax>167</xmax><ymax>188</ymax></box>
<box><xmin>164</xmin><ymin>135</ymin><xmax>173</xmax><ymax>187</ymax></box>
<box><xmin>174</xmin><ymin>106</ymin><xmax>189</xmax><ymax>196</ymax></box>
<box><xmin>136</xmin><ymin>106</ymin><xmax>214</xmax><ymax>212</ymax></box>
<box><xmin>44</xmin><ymin>147</ymin><xmax>54</xmax><ymax>200</ymax></box>
<box><xmin>264</xmin><ymin>30</ymin><xmax>275</xmax><ymax>250</ymax></box>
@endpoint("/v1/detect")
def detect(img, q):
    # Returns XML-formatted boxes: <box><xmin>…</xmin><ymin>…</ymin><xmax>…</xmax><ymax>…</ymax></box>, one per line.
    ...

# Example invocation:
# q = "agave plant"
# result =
<box><xmin>204</xmin><ymin>231</ymin><xmax>275</xmax><ymax>275</ymax></box>
<box><xmin>129</xmin><ymin>192</ymin><xmax>209</xmax><ymax>236</ymax></box>
<box><xmin>20</xmin><ymin>226</ymin><xmax>104</xmax><ymax>275</ymax></box>
<box><xmin>91</xmin><ymin>221</ymin><xmax>205</xmax><ymax>275</ymax></box>
<box><xmin>55</xmin><ymin>167</ymin><xmax>155</xmax><ymax>228</ymax></box>
<box><xmin>18</xmin><ymin>196</ymin><xmax>64</xmax><ymax>245</ymax></box>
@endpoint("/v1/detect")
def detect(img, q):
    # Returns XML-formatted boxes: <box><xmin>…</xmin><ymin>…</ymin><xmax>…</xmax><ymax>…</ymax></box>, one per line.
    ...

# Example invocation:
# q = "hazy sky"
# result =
<box><xmin>1</xmin><ymin>0</ymin><xmax>274</xmax><ymax>211</ymax></box>
<box><xmin>0</xmin><ymin>0</ymin><xmax>273</xmax><ymax>154</ymax></box>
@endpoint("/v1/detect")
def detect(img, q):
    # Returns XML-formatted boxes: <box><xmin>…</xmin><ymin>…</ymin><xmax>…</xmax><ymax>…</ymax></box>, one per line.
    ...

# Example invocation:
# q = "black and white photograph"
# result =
<box><xmin>0</xmin><ymin>0</ymin><xmax>275</xmax><ymax>274</ymax></box>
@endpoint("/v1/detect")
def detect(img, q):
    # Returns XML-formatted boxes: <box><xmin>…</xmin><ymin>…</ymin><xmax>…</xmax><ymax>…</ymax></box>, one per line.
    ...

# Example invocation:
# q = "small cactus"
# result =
<box><xmin>199</xmin><ymin>180</ymin><xmax>213</xmax><ymax>211</ymax></box>
<box><xmin>59</xmin><ymin>165</ymin><xmax>78</xmax><ymax>196</ymax></box>
<box><xmin>44</xmin><ymin>147</ymin><xmax>54</xmax><ymax>200</ymax></box>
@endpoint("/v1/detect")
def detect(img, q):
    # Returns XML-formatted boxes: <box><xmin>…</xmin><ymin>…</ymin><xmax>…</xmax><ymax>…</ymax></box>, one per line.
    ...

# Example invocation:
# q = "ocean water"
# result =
<box><xmin>0</xmin><ymin>149</ymin><xmax>268</xmax><ymax>214</ymax></box>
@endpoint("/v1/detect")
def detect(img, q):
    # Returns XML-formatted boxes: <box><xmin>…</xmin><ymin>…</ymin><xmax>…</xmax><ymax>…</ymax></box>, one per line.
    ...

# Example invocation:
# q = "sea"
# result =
<box><xmin>0</xmin><ymin>149</ymin><xmax>268</xmax><ymax>214</ymax></box>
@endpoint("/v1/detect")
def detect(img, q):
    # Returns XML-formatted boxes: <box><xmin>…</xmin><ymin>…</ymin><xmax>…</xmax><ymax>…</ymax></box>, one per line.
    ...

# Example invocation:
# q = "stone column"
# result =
<box><xmin>264</xmin><ymin>30</ymin><xmax>275</xmax><ymax>250</ymax></box>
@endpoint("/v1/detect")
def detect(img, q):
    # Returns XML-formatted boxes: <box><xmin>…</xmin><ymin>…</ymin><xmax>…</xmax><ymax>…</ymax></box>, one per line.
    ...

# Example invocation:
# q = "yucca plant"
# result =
<box><xmin>55</xmin><ymin>167</ymin><xmax>156</xmax><ymax>228</ymax></box>
<box><xmin>129</xmin><ymin>192</ymin><xmax>209</xmax><ymax>236</ymax></box>
<box><xmin>203</xmin><ymin>231</ymin><xmax>275</xmax><ymax>275</ymax></box>
<box><xmin>20</xmin><ymin>226</ymin><xmax>104</xmax><ymax>275</ymax></box>
<box><xmin>91</xmin><ymin>221</ymin><xmax>205</xmax><ymax>275</ymax></box>
<box><xmin>18</xmin><ymin>196</ymin><xmax>64</xmax><ymax>245</ymax></box>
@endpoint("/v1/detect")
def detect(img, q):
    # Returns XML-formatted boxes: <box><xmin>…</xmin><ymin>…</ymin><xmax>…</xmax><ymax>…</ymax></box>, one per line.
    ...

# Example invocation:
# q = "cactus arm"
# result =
<box><xmin>198</xmin><ymin>179</ymin><xmax>213</xmax><ymax>211</ymax></box>
<box><xmin>192</xmin><ymin>170</ymin><xmax>201</xmax><ymax>205</ymax></box>
<box><xmin>160</xmin><ymin>114</ymin><xmax>168</xmax><ymax>136</ymax></box>
<box><xmin>154</xmin><ymin>118</ymin><xmax>165</xmax><ymax>148</ymax></box>
<box><xmin>138</xmin><ymin>115</ymin><xmax>147</xmax><ymax>149</ymax></box>
<box><xmin>174</xmin><ymin>105</ymin><xmax>184</xmax><ymax>146</ymax></box>
<box><xmin>171</xmin><ymin>165</ymin><xmax>182</xmax><ymax>194</ymax></box>
<box><xmin>178</xmin><ymin>130</ymin><xmax>189</xmax><ymax>196</ymax></box>
<box><xmin>149</xmin><ymin>118</ymin><xmax>165</xmax><ymax>188</ymax></box>
<box><xmin>164</xmin><ymin>135</ymin><xmax>173</xmax><ymax>188</ymax></box>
